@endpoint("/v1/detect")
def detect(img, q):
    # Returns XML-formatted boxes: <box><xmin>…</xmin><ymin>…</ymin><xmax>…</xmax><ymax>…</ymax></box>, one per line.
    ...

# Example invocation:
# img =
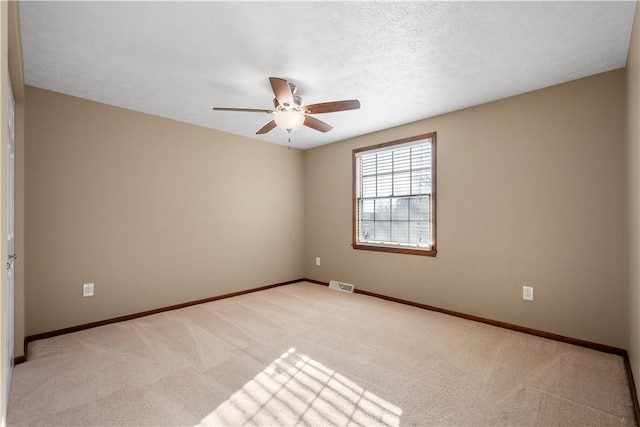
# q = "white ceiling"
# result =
<box><xmin>19</xmin><ymin>1</ymin><xmax>637</xmax><ymax>150</ymax></box>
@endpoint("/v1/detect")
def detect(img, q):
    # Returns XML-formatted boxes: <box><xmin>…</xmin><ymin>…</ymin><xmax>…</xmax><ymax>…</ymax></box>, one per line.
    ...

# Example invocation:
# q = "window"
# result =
<box><xmin>353</xmin><ymin>133</ymin><xmax>436</xmax><ymax>256</ymax></box>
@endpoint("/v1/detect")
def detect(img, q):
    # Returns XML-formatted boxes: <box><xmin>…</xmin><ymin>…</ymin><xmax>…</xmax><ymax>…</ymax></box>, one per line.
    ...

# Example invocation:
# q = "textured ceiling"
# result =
<box><xmin>19</xmin><ymin>1</ymin><xmax>637</xmax><ymax>150</ymax></box>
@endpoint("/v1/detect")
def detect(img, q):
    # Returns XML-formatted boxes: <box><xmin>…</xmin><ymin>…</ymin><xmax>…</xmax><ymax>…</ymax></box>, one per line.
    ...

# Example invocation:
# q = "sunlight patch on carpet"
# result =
<box><xmin>196</xmin><ymin>347</ymin><xmax>402</xmax><ymax>426</ymax></box>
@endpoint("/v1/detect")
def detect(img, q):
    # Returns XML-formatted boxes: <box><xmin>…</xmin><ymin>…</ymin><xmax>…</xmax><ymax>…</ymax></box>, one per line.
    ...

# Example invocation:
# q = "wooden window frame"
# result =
<box><xmin>352</xmin><ymin>132</ymin><xmax>437</xmax><ymax>257</ymax></box>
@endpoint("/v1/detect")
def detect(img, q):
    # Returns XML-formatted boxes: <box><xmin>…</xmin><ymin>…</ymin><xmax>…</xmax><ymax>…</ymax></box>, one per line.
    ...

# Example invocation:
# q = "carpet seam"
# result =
<box><xmin>529</xmin><ymin>385</ymin><xmax>627</xmax><ymax>422</ymax></box>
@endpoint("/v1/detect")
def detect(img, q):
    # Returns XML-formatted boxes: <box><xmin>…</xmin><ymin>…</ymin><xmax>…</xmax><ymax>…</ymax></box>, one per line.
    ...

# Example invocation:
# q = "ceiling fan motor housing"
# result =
<box><xmin>273</xmin><ymin>94</ymin><xmax>303</xmax><ymax>111</ymax></box>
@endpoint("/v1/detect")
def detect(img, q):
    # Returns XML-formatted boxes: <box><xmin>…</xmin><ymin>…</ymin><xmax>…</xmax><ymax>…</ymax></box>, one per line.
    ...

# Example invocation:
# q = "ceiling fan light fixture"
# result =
<box><xmin>274</xmin><ymin>110</ymin><xmax>305</xmax><ymax>132</ymax></box>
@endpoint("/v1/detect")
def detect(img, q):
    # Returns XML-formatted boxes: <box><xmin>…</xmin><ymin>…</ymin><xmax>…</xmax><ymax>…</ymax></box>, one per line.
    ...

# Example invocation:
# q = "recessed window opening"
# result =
<box><xmin>353</xmin><ymin>133</ymin><xmax>436</xmax><ymax>257</ymax></box>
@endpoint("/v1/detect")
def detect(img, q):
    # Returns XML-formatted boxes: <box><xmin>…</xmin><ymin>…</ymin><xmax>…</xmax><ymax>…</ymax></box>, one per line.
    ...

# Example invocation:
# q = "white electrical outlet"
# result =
<box><xmin>523</xmin><ymin>286</ymin><xmax>534</xmax><ymax>301</ymax></box>
<box><xmin>83</xmin><ymin>283</ymin><xmax>94</xmax><ymax>297</ymax></box>
<box><xmin>315</xmin><ymin>257</ymin><xmax>321</xmax><ymax>266</ymax></box>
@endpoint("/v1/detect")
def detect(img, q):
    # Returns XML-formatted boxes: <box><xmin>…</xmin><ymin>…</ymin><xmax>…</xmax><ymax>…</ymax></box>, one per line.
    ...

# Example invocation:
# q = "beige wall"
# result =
<box><xmin>24</xmin><ymin>86</ymin><xmax>306</xmax><ymax>336</ymax></box>
<box><xmin>627</xmin><ymin>2</ymin><xmax>640</xmax><ymax>399</ymax></box>
<box><xmin>305</xmin><ymin>69</ymin><xmax>627</xmax><ymax>348</ymax></box>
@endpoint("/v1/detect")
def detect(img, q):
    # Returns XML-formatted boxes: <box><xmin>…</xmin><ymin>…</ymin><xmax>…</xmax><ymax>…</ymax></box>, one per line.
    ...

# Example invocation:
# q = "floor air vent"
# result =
<box><xmin>328</xmin><ymin>280</ymin><xmax>355</xmax><ymax>293</ymax></box>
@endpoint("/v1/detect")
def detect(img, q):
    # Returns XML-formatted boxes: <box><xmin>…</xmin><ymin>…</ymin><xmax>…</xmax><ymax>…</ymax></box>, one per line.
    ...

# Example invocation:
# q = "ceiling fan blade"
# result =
<box><xmin>213</xmin><ymin>107</ymin><xmax>273</xmax><ymax>114</ymax></box>
<box><xmin>304</xmin><ymin>99</ymin><xmax>361</xmax><ymax>114</ymax></box>
<box><xmin>303</xmin><ymin>115</ymin><xmax>333</xmax><ymax>133</ymax></box>
<box><xmin>269</xmin><ymin>77</ymin><xmax>294</xmax><ymax>108</ymax></box>
<box><xmin>256</xmin><ymin>120</ymin><xmax>277</xmax><ymax>135</ymax></box>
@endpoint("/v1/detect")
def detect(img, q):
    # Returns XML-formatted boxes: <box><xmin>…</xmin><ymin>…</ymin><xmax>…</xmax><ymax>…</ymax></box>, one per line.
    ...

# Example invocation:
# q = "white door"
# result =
<box><xmin>6</xmin><ymin>79</ymin><xmax>15</xmax><ymax>394</ymax></box>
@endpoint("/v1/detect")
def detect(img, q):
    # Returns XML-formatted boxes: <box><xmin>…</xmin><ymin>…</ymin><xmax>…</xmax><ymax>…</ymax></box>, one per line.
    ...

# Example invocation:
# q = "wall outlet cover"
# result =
<box><xmin>83</xmin><ymin>283</ymin><xmax>94</xmax><ymax>297</ymax></box>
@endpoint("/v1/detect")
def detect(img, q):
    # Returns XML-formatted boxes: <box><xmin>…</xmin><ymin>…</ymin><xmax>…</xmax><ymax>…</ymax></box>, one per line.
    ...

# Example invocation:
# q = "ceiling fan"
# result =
<box><xmin>213</xmin><ymin>77</ymin><xmax>361</xmax><ymax>135</ymax></box>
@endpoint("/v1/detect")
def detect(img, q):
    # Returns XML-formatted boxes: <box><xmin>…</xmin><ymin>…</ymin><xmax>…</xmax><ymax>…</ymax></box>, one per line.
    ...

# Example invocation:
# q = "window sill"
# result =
<box><xmin>352</xmin><ymin>243</ymin><xmax>437</xmax><ymax>257</ymax></box>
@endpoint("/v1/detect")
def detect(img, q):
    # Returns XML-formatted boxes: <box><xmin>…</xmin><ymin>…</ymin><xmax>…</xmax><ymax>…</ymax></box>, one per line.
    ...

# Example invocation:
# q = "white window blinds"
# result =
<box><xmin>355</xmin><ymin>135</ymin><xmax>435</xmax><ymax>252</ymax></box>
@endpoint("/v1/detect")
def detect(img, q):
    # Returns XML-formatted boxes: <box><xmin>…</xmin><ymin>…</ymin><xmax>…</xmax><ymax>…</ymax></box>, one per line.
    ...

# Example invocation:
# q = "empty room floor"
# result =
<box><xmin>7</xmin><ymin>282</ymin><xmax>636</xmax><ymax>426</ymax></box>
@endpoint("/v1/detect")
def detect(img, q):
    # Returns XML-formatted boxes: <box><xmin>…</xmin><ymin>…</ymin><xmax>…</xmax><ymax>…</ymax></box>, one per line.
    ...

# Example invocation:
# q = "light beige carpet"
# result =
<box><xmin>7</xmin><ymin>282</ymin><xmax>636</xmax><ymax>426</ymax></box>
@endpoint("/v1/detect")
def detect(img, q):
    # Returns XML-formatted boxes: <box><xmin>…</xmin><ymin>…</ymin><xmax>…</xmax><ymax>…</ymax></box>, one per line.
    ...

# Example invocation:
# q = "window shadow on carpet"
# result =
<box><xmin>197</xmin><ymin>347</ymin><xmax>402</xmax><ymax>426</ymax></box>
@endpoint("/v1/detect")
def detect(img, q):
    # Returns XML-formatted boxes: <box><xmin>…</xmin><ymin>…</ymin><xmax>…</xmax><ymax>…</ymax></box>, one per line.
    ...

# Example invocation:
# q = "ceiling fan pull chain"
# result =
<box><xmin>288</xmin><ymin>129</ymin><xmax>292</xmax><ymax>150</ymax></box>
